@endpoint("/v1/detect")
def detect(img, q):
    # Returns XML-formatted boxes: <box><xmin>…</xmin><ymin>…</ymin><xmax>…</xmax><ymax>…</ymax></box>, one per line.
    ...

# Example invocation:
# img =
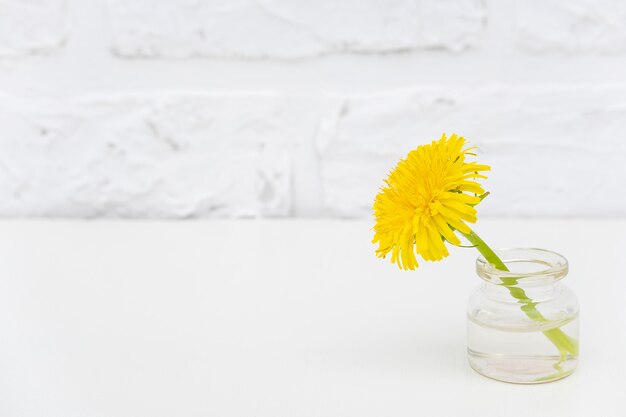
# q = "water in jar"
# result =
<box><xmin>467</xmin><ymin>314</ymin><xmax>579</xmax><ymax>383</ymax></box>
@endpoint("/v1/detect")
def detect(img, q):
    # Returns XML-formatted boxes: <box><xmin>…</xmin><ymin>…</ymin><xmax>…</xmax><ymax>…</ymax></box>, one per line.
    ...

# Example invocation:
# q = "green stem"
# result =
<box><xmin>462</xmin><ymin>231</ymin><xmax>508</xmax><ymax>271</ymax></box>
<box><xmin>463</xmin><ymin>230</ymin><xmax>578</xmax><ymax>359</ymax></box>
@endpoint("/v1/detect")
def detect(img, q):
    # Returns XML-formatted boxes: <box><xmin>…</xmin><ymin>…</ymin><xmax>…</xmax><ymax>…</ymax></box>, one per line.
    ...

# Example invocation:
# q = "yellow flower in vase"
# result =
<box><xmin>371</xmin><ymin>133</ymin><xmax>579</xmax><ymax>384</ymax></box>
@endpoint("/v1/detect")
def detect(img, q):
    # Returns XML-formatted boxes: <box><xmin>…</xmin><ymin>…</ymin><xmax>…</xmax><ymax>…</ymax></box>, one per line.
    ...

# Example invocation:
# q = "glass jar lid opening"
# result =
<box><xmin>476</xmin><ymin>248</ymin><xmax>568</xmax><ymax>285</ymax></box>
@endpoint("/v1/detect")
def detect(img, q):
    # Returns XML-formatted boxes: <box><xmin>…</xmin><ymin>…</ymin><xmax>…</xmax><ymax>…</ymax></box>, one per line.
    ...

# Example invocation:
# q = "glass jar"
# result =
<box><xmin>467</xmin><ymin>248</ymin><xmax>579</xmax><ymax>384</ymax></box>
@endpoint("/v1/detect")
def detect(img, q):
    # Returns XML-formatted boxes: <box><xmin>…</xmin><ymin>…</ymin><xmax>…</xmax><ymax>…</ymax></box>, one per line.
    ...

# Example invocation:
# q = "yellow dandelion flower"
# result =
<box><xmin>372</xmin><ymin>133</ymin><xmax>490</xmax><ymax>270</ymax></box>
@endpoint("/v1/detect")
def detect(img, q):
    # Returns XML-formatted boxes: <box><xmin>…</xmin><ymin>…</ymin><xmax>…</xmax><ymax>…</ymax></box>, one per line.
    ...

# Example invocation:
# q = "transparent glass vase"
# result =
<box><xmin>467</xmin><ymin>248</ymin><xmax>579</xmax><ymax>384</ymax></box>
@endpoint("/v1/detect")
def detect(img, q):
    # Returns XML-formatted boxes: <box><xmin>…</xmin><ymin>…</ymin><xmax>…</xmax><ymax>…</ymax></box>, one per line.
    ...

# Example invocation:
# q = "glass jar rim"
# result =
<box><xmin>476</xmin><ymin>247</ymin><xmax>568</xmax><ymax>285</ymax></box>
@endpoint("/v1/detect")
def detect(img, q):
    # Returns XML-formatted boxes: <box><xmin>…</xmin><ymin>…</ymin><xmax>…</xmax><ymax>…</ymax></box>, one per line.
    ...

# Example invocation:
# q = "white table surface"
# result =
<box><xmin>0</xmin><ymin>219</ymin><xmax>624</xmax><ymax>417</ymax></box>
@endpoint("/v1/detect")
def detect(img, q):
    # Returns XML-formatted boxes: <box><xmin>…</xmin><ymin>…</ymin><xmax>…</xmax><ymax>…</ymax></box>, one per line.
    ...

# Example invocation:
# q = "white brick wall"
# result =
<box><xmin>317</xmin><ymin>86</ymin><xmax>626</xmax><ymax>217</ymax></box>
<box><xmin>516</xmin><ymin>0</ymin><xmax>626</xmax><ymax>52</ymax></box>
<box><xmin>0</xmin><ymin>0</ymin><xmax>66</xmax><ymax>57</ymax></box>
<box><xmin>0</xmin><ymin>93</ymin><xmax>296</xmax><ymax>217</ymax></box>
<box><xmin>108</xmin><ymin>0</ymin><xmax>485</xmax><ymax>58</ymax></box>
<box><xmin>0</xmin><ymin>0</ymin><xmax>624</xmax><ymax>218</ymax></box>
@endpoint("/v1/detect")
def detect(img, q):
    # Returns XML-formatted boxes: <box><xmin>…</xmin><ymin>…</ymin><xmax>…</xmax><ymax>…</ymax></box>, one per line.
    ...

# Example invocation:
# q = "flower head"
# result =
<box><xmin>372</xmin><ymin>133</ymin><xmax>490</xmax><ymax>270</ymax></box>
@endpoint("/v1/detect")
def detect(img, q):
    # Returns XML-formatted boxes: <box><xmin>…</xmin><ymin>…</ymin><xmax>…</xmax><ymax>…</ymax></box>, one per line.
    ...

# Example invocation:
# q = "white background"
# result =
<box><xmin>1</xmin><ymin>0</ymin><xmax>625</xmax><ymax>218</ymax></box>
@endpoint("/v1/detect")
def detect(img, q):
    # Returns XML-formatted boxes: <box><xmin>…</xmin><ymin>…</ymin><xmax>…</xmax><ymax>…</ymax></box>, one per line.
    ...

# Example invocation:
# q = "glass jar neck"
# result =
<box><xmin>476</xmin><ymin>248</ymin><xmax>568</xmax><ymax>288</ymax></box>
<box><xmin>480</xmin><ymin>280</ymin><xmax>563</xmax><ymax>303</ymax></box>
